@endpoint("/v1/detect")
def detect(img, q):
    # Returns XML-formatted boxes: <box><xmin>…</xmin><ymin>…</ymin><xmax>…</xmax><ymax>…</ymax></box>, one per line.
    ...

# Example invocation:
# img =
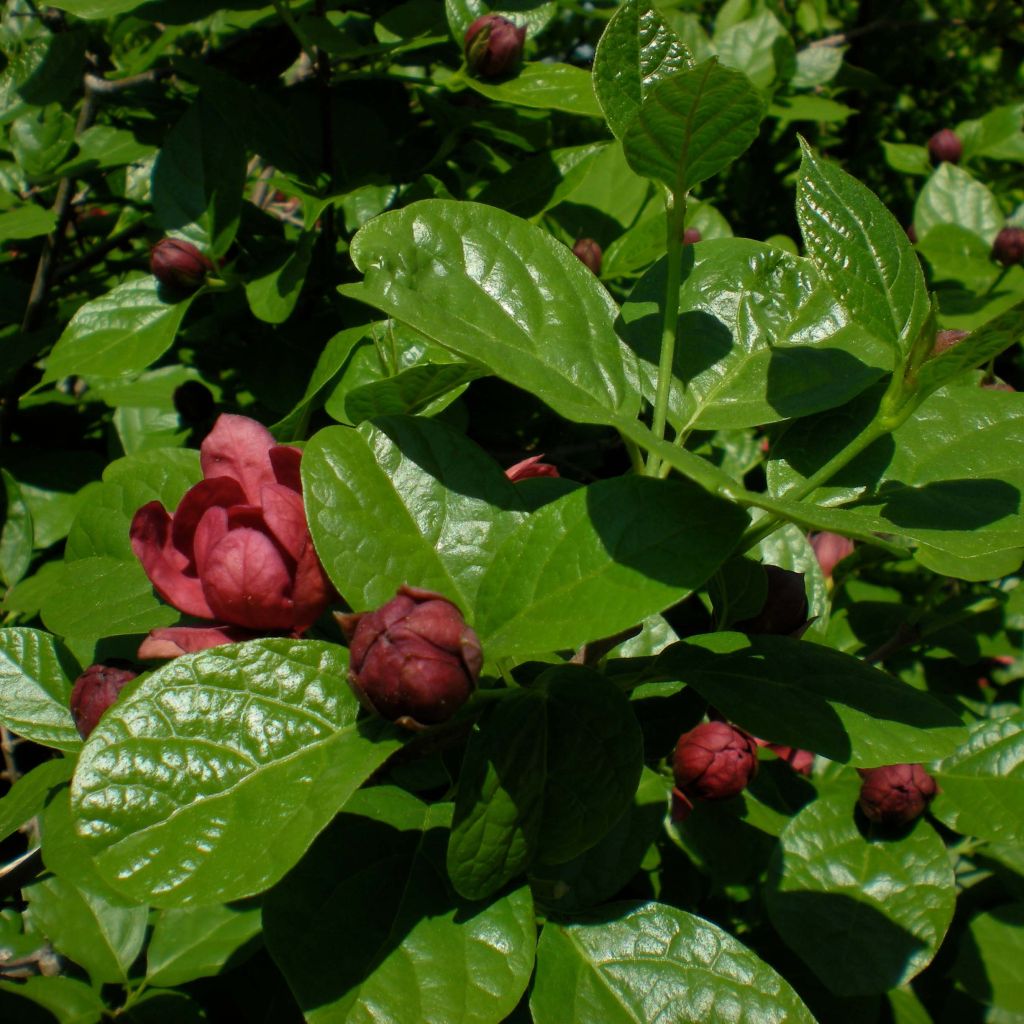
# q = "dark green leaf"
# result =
<box><xmin>466</xmin><ymin>63</ymin><xmax>602</xmax><ymax>117</ymax></box>
<box><xmin>1</xmin><ymin>469</ymin><xmax>33</xmax><ymax>588</ymax></box>
<box><xmin>0</xmin><ymin>975</ymin><xmax>105</xmax><ymax>1024</ymax></box>
<box><xmin>11</xmin><ymin>105</ymin><xmax>75</xmax><ymax>180</ymax></box>
<box><xmin>446</xmin><ymin>0</ymin><xmax>555</xmax><ymax>40</ymax></box>
<box><xmin>344</xmin><ymin>362</ymin><xmax>484</xmax><ymax>423</ymax></box>
<box><xmin>0</xmin><ymin>204</ymin><xmax>57</xmax><ymax>242</ymax></box>
<box><xmin>244</xmin><ymin>229</ymin><xmax>315</xmax><ymax>324</ymax></box>
<box><xmin>0</xmin><ymin>758</ymin><xmax>73</xmax><ymax>843</ymax></box>
<box><xmin>952</xmin><ymin>903</ymin><xmax>1024</xmax><ymax>1014</ymax></box>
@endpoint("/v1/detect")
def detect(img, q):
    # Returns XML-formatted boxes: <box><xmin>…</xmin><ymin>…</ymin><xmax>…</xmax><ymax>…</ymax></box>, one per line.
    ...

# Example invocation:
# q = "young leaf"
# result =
<box><xmin>465</xmin><ymin>63</ymin><xmax>603</xmax><ymax>118</ymax></box>
<box><xmin>70</xmin><ymin>639</ymin><xmax>405</xmax><ymax>907</ymax></box>
<box><xmin>593</xmin><ymin>0</ymin><xmax>693</xmax><ymax>139</ymax></box>
<box><xmin>622</xmin><ymin>58</ymin><xmax>764</xmax><ymax>197</ymax></box>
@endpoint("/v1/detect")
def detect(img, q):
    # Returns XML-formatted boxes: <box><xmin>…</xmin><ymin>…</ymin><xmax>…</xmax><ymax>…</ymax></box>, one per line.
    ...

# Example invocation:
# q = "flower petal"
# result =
<box><xmin>200</xmin><ymin>414</ymin><xmax>277</xmax><ymax>505</ymax></box>
<box><xmin>171</xmin><ymin>477</ymin><xmax>247</xmax><ymax>562</ymax></box>
<box><xmin>259</xmin><ymin>483</ymin><xmax>308</xmax><ymax>562</ymax></box>
<box><xmin>138</xmin><ymin>625</ymin><xmax>255</xmax><ymax>659</ymax></box>
<box><xmin>290</xmin><ymin>542</ymin><xmax>335</xmax><ymax>632</ymax></box>
<box><xmin>130</xmin><ymin>501</ymin><xmax>213</xmax><ymax>619</ymax></box>
<box><xmin>269</xmin><ymin>445</ymin><xmax>303</xmax><ymax>493</ymax></box>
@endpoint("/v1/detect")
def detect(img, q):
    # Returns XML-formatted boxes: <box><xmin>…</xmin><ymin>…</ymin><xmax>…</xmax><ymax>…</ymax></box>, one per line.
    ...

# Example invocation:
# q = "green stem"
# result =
<box><xmin>646</xmin><ymin>197</ymin><xmax>688</xmax><ymax>477</ymax></box>
<box><xmin>620</xmin><ymin>431</ymin><xmax>646</xmax><ymax>475</ymax></box>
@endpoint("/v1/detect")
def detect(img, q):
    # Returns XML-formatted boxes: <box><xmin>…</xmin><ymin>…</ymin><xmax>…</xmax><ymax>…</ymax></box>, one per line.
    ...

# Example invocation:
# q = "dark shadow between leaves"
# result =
<box><xmin>950</xmin><ymin>902</ymin><xmax>1024</xmax><ymax>1008</ymax></box>
<box><xmin>763</xmin><ymin>345</ymin><xmax>886</xmax><ymax>422</ymax></box>
<box><xmin>870</xmin><ymin>478</ymin><xmax>1020</xmax><ymax>531</ymax></box>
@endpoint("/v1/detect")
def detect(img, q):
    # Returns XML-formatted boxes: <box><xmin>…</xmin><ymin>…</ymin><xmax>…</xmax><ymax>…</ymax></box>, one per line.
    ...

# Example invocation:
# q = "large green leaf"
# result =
<box><xmin>797</xmin><ymin>139</ymin><xmax>930</xmax><ymax>357</ymax></box>
<box><xmin>465</xmin><ymin>62</ymin><xmax>602</xmax><ymax>117</ymax></box>
<box><xmin>245</xmin><ymin>228</ymin><xmax>315</xmax><ymax>324</ymax></box>
<box><xmin>341</xmin><ymin>199</ymin><xmax>640</xmax><ymax>426</ymax></box>
<box><xmin>0</xmin><ymin>758</ymin><xmax>73</xmax><ymax>843</ymax></box>
<box><xmin>592</xmin><ymin>0</ymin><xmax>693</xmax><ymax>139</ymax></box>
<box><xmin>473</xmin><ymin>475</ymin><xmax>749</xmax><ymax>661</ymax></box>
<box><xmin>0</xmin><ymin>204</ymin><xmax>57</xmax><ymax>242</ymax></box>
<box><xmin>265</xmin><ymin>786</ymin><xmax>535</xmax><ymax>1024</ymax></box>
<box><xmin>714</xmin><ymin>10</ymin><xmax>794</xmax><ymax>91</ymax></box>
<box><xmin>914</xmin><ymin>163</ymin><xmax>1003</xmax><ymax>245</ymax></box>
<box><xmin>622</xmin><ymin>58</ymin><xmax>764</xmax><ymax>196</ymax></box>
<box><xmin>445</xmin><ymin>0</ymin><xmax>555</xmax><ymax>40</ymax></box>
<box><xmin>0</xmin><ymin>627</ymin><xmax>81</xmax><ymax>751</ymax></box>
<box><xmin>43</xmin><ymin>278</ymin><xmax>197</xmax><ymax>383</ymax></box>
<box><xmin>70</xmin><ymin>640</ymin><xmax>404</xmax><ymax>907</ymax></box>
<box><xmin>343</xmin><ymin>362</ymin><xmax>484</xmax><ymax>423</ymax></box>
<box><xmin>531</xmin><ymin>901</ymin><xmax>816</xmax><ymax>1023</ymax></box>
<box><xmin>617</xmin><ymin>239</ymin><xmax>892</xmax><ymax>431</ymax></box>
<box><xmin>766</xmin><ymin>781</ymin><xmax>956</xmax><ymax>996</ymax></box>
<box><xmin>0</xmin><ymin>975</ymin><xmax>106</xmax><ymax>1024</ymax></box>
<box><xmin>930</xmin><ymin>713</ymin><xmax>1024</xmax><ymax>845</ymax></box>
<box><xmin>952</xmin><ymin>904</ymin><xmax>1024</xmax><ymax>1015</ymax></box>
<box><xmin>651</xmin><ymin>634</ymin><xmax>965</xmax><ymax>765</ymax></box>
<box><xmin>447</xmin><ymin>665</ymin><xmax>643</xmax><ymax>899</ymax></box>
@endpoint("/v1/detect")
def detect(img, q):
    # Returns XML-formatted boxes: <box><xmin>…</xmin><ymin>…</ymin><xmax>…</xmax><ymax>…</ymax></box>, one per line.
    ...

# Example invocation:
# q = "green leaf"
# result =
<box><xmin>343</xmin><ymin>362</ymin><xmax>484</xmax><ymax>423</ymax></box>
<box><xmin>652</xmin><ymin>633</ymin><xmax>965</xmax><ymax>765</ymax></box>
<box><xmin>448</xmin><ymin>665</ymin><xmax>643</xmax><ymax>899</ymax></box>
<box><xmin>265</xmin><ymin>786</ymin><xmax>536</xmax><ymax>1024</ymax></box>
<box><xmin>791</xmin><ymin>45</ymin><xmax>843</xmax><ymax>88</ymax></box>
<box><xmin>0</xmin><ymin>628</ymin><xmax>81</xmax><ymax>751</ymax></box>
<box><xmin>0</xmin><ymin>975</ymin><xmax>106</xmax><ymax>1024</ymax></box>
<box><xmin>152</xmin><ymin>95</ymin><xmax>246</xmax><ymax>257</ymax></box>
<box><xmin>26</xmin><ymin>873</ymin><xmax>148</xmax><ymax>984</ymax></box>
<box><xmin>303</xmin><ymin>417</ymin><xmax>523</xmax><ymax>612</ymax></box>
<box><xmin>43</xmin><ymin>277</ymin><xmax>197</xmax><ymax>383</ymax></box>
<box><xmin>952</xmin><ymin>904</ymin><xmax>1024</xmax><ymax>1014</ymax></box>
<box><xmin>0</xmin><ymin>203</ymin><xmax>56</xmax><ymax>242</ymax></box>
<box><xmin>45</xmin><ymin>0</ymin><xmax>144</xmax><ymax>16</ymax></box>
<box><xmin>445</xmin><ymin>0</ymin><xmax>556</xmax><ymax>40</ymax></box>
<box><xmin>244</xmin><ymin>229</ymin><xmax>315</xmax><ymax>324</ymax></box>
<box><xmin>531</xmin><ymin>900</ymin><xmax>816</xmax><ymax>1023</ymax></box>
<box><xmin>930</xmin><ymin>713</ymin><xmax>1024</xmax><ymax>845</ymax></box>
<box><xmin>617</xmin><ymin>239</ymin><xmax>892</xmax><ymax>431</ymax></box>
<box><xmin>956</xmin><ymin>104</ymin><xmax>1024</xmax><ymax>162</ymax></box>
<box><xmin>11</xmin><ymin>104</ymin><xmax>75</xmax><ymax>180</ymax></box>
<box><xmin>146</xmin><ymin>903</ymin><xmax>263</xmax><ymax>987</ymax></box>
<box><xmin>914</xmin><ymin>163</ymin><xmax>1003</xmax><ymax>245</ymax></box>
<box><xmin>770</xmin><ymin>95</ymin><xmax>855</xmax><ymax>126</ymax></box>
<box><xmin>70</xmin><ymin>639</ymin><xmax>404</xmax><ymax>907</ymax></box>
<box><xmin>766</xmin><ymin>780</ymin><xmax>956</xmax><ymax>996</ymax></box>
<box><xmin>622</xmin><ymin>58</ymin><xmax>764</xmax><ymax>197</ymax></box>
<box><xmin>0</xmin><ymin>758</ymin><xmax>73</xmax><ymax>843</ymax></box>
<box><xmin>473</xmin><ymin>476</ymin><xmax>749</xmax><ymax>661</ymax></box>
<box><xmin>714</xmin><ymin>10</ymin><xmax>795</xmax><ymax>91</ymax></box>
<box><xmin>465</xmin><ymin>62</ymin><xmax>602</xmax><ymax>117</ymax></box>
<box><xmin>797</xmin><ymin>139</ymin><xmax>930</xmax><ymax>357</ymax></box>
<box><xmin>592</xmin><ymin>0</ymin><xmax>693</xmax><ymax>139</ymax></box>
<box><xmin>342</xmin><ymin>199</ymin><xmax>639</xmax><ymax>426</ymax></box>
<box><xmin>1</xmin><ymin>469</ymin><xmax>33</xmax><ymax>588</ymax></box>
<box><xmin>881</xmin><ymin>141</ymin><xmax>931</xmax><ymax>177</ymax></box>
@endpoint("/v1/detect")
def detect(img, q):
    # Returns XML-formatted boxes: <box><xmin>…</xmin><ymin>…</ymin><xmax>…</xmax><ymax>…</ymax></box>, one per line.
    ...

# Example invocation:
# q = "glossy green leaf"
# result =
<box><xmin>245</xmin><ymin>229</ymin><xmax>315</xmax><ymax>324</ymax></box>
<box><xmin>303</xmin><ymin>417</ymin><xmax>523</xmax><ymax>612</ymax></box>
<box><xmin>0</xmin><ymin>758</ymin><xmax>73</xmax><ymax>843</ymax></box>
<box><xmin>916</xmin><ymin>223</ymin><xmax>998</xmax><ymax>292</ymax></box>
<box><xmin>265</xmin><ymin>787</ymin><xmax>536</xmax><ymax>1024</ymax></box>
<box><xmin>952</xmin><ymin>903</ymin><xmax>1024</xmax><ymax>1014</ymax></box>
<box><xmin>797</xmin><ymin>139</ymin><xmax>930</xmax><ymax>356</ymax></box>
<box><xmin>0</xmin><ymin>975</ymin><xmax>105</xmax><ymax>1024</ymax></box>
<box><xmin>146</xmin><ymin>902</ymin><xmax>263</xmax><ymax>987</ymax></box>
<box><xmin>617</xmin><ymin>239</ymin><xmax>892</xmax><ymax>431</ymax></box>
<box><xmin>43</xmin><ymin>277</ymin><xmax>197</xmax><ymax>383</ymax></box>
<box><xmin>466</xmin><ymin>62</ymin><xmax>602</xmax><ymax>117</ymax></box>
<box><xmin>473</xmin><ymin>475</ymin><xmax>749</xmax><ymax>661</ymax></box>
<box><xmin>11</xmin><ymin>104</ymin><xmax>75</xmax><ymax>180</ymax></box>
<box><xmin>652</xmin><ymin>633</ymin><xmax>965</xmax><ymax>765</ymax></box>
<box><xmin>531</xmin><ymin>900</ymin><xmax>816</xmax><ymax>1023</ymax></box>
<box><xmin>448</xmin><ymin>665</ymin><xmax>643</xmax><ymax>899</ymax></box>
<box><xmin>26</xmin><ymin>873</ymin><xmax>148</xmax><ymax>984</ymax></box>
<box><xmin>592</xmin><ymin>0</ymin><xmax>693</xmax><ymax>139</ymax></box>
<box><xmin>766</xmin><ymin>781</ymin><xmax>956</xmax><ymax>995</ymax></box>
<box><xmin>914</xmin><ymin>163</ymin><xmax>1002</xmax><ymax>244</ymax></box>
<box><xmin>342</xmin><ymin>199</ymin><xmax>639</xmax><ymax>426</ymax></box>
<box><xmin>714</xmin><ymin>10</ymin><xmax>794</xmax><ymax>91</ymax></box>
<box><xmin>622</xmin><ymin>58</ymin><xmax>764</xmax><ymax>196</ymax></box>
<box><xmin>930</xmin><ymin>713</ymin><xmax>1024</xmax><ymax>845</ymax></box>
<box><xmin>70</xmin><ymin>639</ymin><xmax>404</xmax><ymax>907</ymax></box>
<box><xmin>152</xmin><ymin>95</ymin><xmax>245</xmax><ymax>257</ymax></box>
<box><xmin>446</xmin><ymin>0</ymin><xmax>555</xmax><ymax>40</ymax></box>
<box><xmin>343</xmin><ymin>362</ymin><xmax>484</xmax><ymax>423</ymax></box>
<box><xmin>1</xmin><ymin>469</ymin><xmax>33</xmax><ymax>588</ymax></box>
<box><xmin>0</xmin><ymin>627</ymin><xmax>81</xmax><ymax>751</ymax></box>
<box><xmin>0</xmin><ymin>204</ymin><xmax>56</xmax><ymax>242</ymax></box>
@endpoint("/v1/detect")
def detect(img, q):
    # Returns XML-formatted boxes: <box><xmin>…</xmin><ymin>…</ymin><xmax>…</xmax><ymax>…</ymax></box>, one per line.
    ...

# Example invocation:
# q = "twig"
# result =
<box><xmin>0</xmin><ymin>724</ymin><xmax>18</xmax><ymax>784</ymax></box>
<box><xmin>0</xmin><ymin>848</ymin><xmax>44</xmax><ymax>899</ymax></box>
<box><xmin>83</xmin><ymin>68</ymin><xmax>172</xmax><ymax>94</ymax></box>
<box><xmin>54</xmin><ymin>221</ymin><xmax>147</xmax><ymax>281</ymax></box>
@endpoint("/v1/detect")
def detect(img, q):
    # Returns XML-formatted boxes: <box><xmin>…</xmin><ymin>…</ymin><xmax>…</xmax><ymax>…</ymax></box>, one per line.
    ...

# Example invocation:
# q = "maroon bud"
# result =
<box><xmin>735</xmin><ymin>565</ymin><xmax>809</xmax><ymax>637</ymax></box>
<box><xmin>465</xmin><ymin>14</ymin><xmax>526</xmax><ymax>79</ymax></box>
<box><xmin>809</xmin><ymin>532</ymin><xmax>855</xmax><ymax>580</ymax></box>
<box><xmin>505</xmin><ymin>454</ymin><xmax>559</xmax><ymax>482</ymax></box>
<box><xmin>571</xmin><ymin>238</ymin><xmax>602</xmax><ymax>276</ymax></box>
<box><xmin>683</xmin><ymin>227</ymin><xmax>702</xmax><ymax>245</ymax></box>
<box><xmin>993</xmin><ymin>227</ymin><xmax>1024</xmax><ymax>267</ymax></box>
<box><xmin>672</xmin><ymin>721</ymin><xmax>758</xmax><ymax>801</ymax></box>
<box><xmin>339</xmin><ymin>585</ymin><xmax>482</xmax><ymax>728</ymax></box>
<box><xmin>927</xmin><ymin>128</ymin><xmax>962</xmax><ymax>165</ymax></box>
<box><xmin>906</xmin><ymin>224</ymin><xmax>918</xmax><ymax>244</ymax></box>
<box><xmin>150</xmin><ymin>238</ymin><xmax>213</xmax><ymax>291</ymax></box>
<box><xmin>857</xmin><ymin>764</ymin><xmax>937</xmax><ymax>826</ymax></box>
<box><xmin>70</xmin><ymin>664</ymin><xmax>137</xmax><ymax>739</ymax></box>
<box><xmin>931</xmin><ymin>328</ymin><xmax>970</xmax><ymax>357</ymax></box>
<box><xmin>755</xmin><ymin>738</ymin><xmax>814</xmax><ymax>777</ymax></box>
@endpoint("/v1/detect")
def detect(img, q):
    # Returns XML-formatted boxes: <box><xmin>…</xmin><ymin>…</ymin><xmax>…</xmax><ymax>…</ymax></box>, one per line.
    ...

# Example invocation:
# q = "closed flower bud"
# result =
<box><xmin>572</xmin><ymin>238</ymin><xmax>602</xmax><ymax>276</ymax></box>
<box><xmin>465</xmin><ymin>14</ymin><xmax>526</xmax><ymax>79</ymax></box>
<box><xmin>150</xmin><ymin>238</ymin><xmax>213</xmax><ymax>291</ymax></box>
<box><xmin>809</xmin><ymin>532</ymin><xmax>855</xmax><ymax>580</ymax></box>
<box><xmin>993</xmin><ymin>227</ymin><xmax>1024</xmax><ymax>267</ymax></box>
<box><xmin>927</xmin><ymin>128</ymin><xmax>962</xmax><ymax>165</ymax></box>
<box><xmin>858</xmin><ymin>764</ymin><xmax>937</xmax><ymax>826</ymax></box>
<box><xmin>683</xmin><ymin>227</ymin><xmax>701</xmax><ymax>245</ymax></box>
<box><xmin>70</xmin><ymin>664</ymin><xmax>137</xmax><ymax>738</ymax></box>
<box><xmin>754</xmin><ymin>737</ymin><xmax>814</xmax><ymax>777</ymax></box>
<box><xmin>931</xmin><ymin>328</ymin><xmax>970</xmax><ymax>357</ymax></box>
<box><xmin>339</xmin><ymin>585</ymin><xmax>482</xmax><ymax>728</ymax></box>
<box><xmin>673</xmin><ymin>721</ymin><xmax>758</xmax><ymax>801</ymax></box>
<box><xmin>735</xmin><ymin>565</ymin><xmax>809</xmax><ymax>637</ymax></box>
<box><xmin>505</xmin><ymin>454</ymin><xmax>559</xmax><ymax>481</ymax></box>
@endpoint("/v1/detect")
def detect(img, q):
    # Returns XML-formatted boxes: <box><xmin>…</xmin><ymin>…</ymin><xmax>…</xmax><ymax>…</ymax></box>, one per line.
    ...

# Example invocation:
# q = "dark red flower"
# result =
<box><xmin>857</xmin><ymin>764</ymin><xmax>937</xmax><ymax>826</ymax></box>
<box><xmin>505</xmin><ymin>454</ymin><xmax>559</xmax><ymax>482</ymax></box>
<box><xmin>465</xmin><ymin>14</ymin><xmax>526</xmax><ymax>79</ymax></box>
<box><xmin>131</xmin><ymin>414</ymin><xmax>334</xmax><ymax>657</ymax></box>
<box><xmin>809</xmin><ymin>532</ymin><xmax>855</xmax><ymax>580</ymax></box>
<box><xmin>70</xmin><ymin>664</ymin><xmax>137</xmax><ymax>738</ymax></box>
<box><xmin>571</xmin><ymin>238</ymin><xmax>602</xmax><ymax>276</ymax></box>
<box><xmin>150</xmin><ymin>238</ymin><xmax>213</xmax><ymax>292</ymax></box>
<box><xmin>993</xmin><ymin>227</ymin><xmax>1024</xmax><ymax>267</ymax></box>
<box><xmin>673</xmin><ymin>721</ymin><xmax>758</xmax><ymax>801</ymax></box>
<box><xmin>683</xmin><ymin>227</ymin><xmax>702</xmax><ymax>245</ymax></box>
<box><xmin>339</xmin><ymin>585</ymin><xmax>482</xmax><ymax>728</ymax></box>
<box><xmin>927</xmin><ymin>129</ymin><xmax>962</xmax><ymax>164</ymax></box>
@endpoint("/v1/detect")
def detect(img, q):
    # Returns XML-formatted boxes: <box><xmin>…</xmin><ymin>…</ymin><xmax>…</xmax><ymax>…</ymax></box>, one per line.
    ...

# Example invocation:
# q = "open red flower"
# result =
<box><xmin>131</xmin><ymin>414</ymin><xmax>334</xmax><ymax>658</ymax></box>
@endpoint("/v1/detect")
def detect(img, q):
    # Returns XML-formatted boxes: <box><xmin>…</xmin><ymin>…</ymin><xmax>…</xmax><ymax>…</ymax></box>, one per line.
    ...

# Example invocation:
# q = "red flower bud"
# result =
<box><xmin>571</xmin><ymin>238</ymin><xmax>602</xmax><ymax>276</ymax></box>
<box><xmin>505</xmin><ymin>454</ymin><xmax>559</xmax><ymax>482</ymax></box>
<box><xmin>993</xmin><ymin>227</ymin><xmax>1024</xmax><ymax>267</ymax></box>
<box><xmin>906</xmin><ymin>224</ymin><xmax>918</xmax><ymax>244</ymax></box>
<box><xmin>735</xmin><ymin>565</ymin><xmax>809</xmax><ymax>636</ymax></box>
<box><xmin>754</xmin><ymin>737</ymin><xmax>814</xmax><ymax>777</ymax></box>
<box><xmin>465</xmin><ymin>14</ymin><xmax>526</xmax><ymax>79</ymax></box>
<box><xmin>857</xmin><ymin>764</ymin><xmax>937</xmax><ymax>826</ymax></box>
<box><xmin>150</xmin><ymin>238</ymin><xmax>213</xmax><ymax>292</ymax></box>
<box><xmin>673</xmin><ymin>721</ymin><xmax>758</xmax><ymax>801</ymax></box>
<box><xmin>809</xmin><ymin>532</ymin><xmax>855</xmax><ymax>580</ymax></box>
<box><xmin>683</xmin><ymin>227</ymin><xmax>702</xmax><ymax>245</ymax></box>
<box><xmin>931</xmin><ymin>328</ymin><xmax>970</xmax><ymax>357</ymax></box>
<box><xmin>70</xmin><ymin>664</ymin><xmax>137</xmax><ymax>739</ymax></box>
<box><xmin>339</xmin><ymin>585</ymin><xmax>482</xmax><ymax>728</ymax></box>
<box><xmin>927</xmin><ymin>129</ymin><xmax>962</xmax><ymax>165</ymax></box>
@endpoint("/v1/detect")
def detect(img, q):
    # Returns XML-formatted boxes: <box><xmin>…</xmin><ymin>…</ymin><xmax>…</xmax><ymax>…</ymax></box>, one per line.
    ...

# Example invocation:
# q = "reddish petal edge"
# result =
<box><xmin>138</xmin><ymin>625</ymin><xmax>256</xmax><ymax>659</ymax></box>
